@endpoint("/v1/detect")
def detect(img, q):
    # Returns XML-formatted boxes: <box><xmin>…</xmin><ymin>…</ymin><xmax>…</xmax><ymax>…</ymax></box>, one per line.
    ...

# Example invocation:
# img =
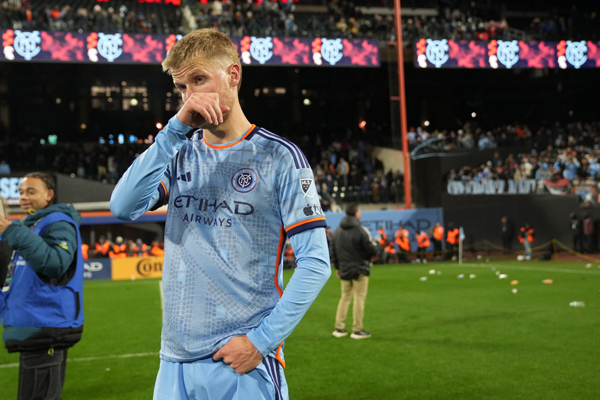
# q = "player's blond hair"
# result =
<box><xmin>162</xmin><ymin>29</ymin><xmax>242</xmax><ymax>91</ymax></box>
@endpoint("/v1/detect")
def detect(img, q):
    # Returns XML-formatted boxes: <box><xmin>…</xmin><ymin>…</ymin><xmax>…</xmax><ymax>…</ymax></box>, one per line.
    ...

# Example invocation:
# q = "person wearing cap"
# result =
<box><xmin>109</xmin><ymin>236</ymin><xmax>128</xmax><ymax>258</ymax></box>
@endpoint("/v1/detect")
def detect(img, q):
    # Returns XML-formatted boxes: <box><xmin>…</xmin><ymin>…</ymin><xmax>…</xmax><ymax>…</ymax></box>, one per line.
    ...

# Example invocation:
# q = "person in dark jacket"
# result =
<box><xmin>330</xmin><ymin>203</ymin><xmax>379</xmax><ymax>340</ymax></box>
<box><xmin>0</xmin><ymin>196</ymin><xmax>10</xmax><ymax>284</ymax></box>
<box><xmin>583</xmin><ymin>213</ymin><xmax>596</xmax><ymax>254</ymax></box>
<box><xmin>0</xmin><ymin>172</ymin><xmax>84</xmax><ymax>400</ymax></box>
<box><xmin>570</xmin><ymin>213</ymin><xmax>584</xmax><ymax>254</ymax></box>
<box><xmin>500</xmin><ymin>217</ymin><xmax>513</xmax><ymax>254</ymax></box>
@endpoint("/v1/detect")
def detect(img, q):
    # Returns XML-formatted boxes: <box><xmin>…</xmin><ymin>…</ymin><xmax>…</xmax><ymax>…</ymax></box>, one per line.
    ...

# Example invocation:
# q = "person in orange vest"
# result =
<box><xmin>283</xmin><ymin>240</ymin><xmax>295</xmax><ymax>269</ymax></box>
<box><xmin>150</xmin><ymin>240</ymin><xmax>165</xmax><ymax>257</ymax></box>
<box><xmin>94</xmin><ymin>235</ymin><xmax>111</xmax><ymax>258</ymax></box>
<box><xmin>431</xmin><ymin>221</ymin><xmax>444</xmax><ymax>260</ymax></box>
<box><xmin>446</xmin><ymin>223</ymin><xmax>460</xmax><ymax>261</ymax></box>
<box><xmin>375</xmin><ymin>225</ymin><xmax>388</xmax><ymax>263</ymax></box>
<box><xmin>519</xmin><ymin>223</ymin><xmax>534</xmax><ymax>260</ymax></box>
<box><xmin>81</xmin><ymin>243</ymin><xmax>89</xmax><ymax>261</ymax></box>
<box><xmin>383</xmin><ymin>241</ymin><xmax>397</xmax><ymax>264</ymax></box>
<box><xmin>394</xmin><ymin>223</ymin><xmax>411</xmax><ymax>263</ymax></box>
<box><xmin>416</xmin><ymin>229</ymin><xmax>430</xmax><ymax>263</ymax></box>
<box><xmin>109</xmin><ymin>236</ymin><xmax>128</xmax><ymax>258</ymax></box>
<box><xmin>131</xmin><ymin>238</ymin><xmax>149</xmax><ymax>257</ymax></box>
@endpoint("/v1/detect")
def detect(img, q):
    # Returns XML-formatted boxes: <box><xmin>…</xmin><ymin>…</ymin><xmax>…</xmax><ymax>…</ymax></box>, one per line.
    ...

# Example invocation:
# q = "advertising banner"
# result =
<box><xmin>0</xmin><ymin>30</ymin><xmax>379</xmax><ymax>67</ymax></box>
<box><xmin>415</xmin><ymin>38</ymin><xmax>600</xmax><ymax>69</ymax></box>
<box><xmin>447</xmin><ymin>179</ymin><xmax>540</xmax><ymax>195</ymax></box>
<box><xmin>0</xmin><ymin>176</ymin><xmax>24</xmax><ymax>206</ymax></box>
<box><xmin>111</xmin><ymin>256</ymin><xmax>163</xmax><ymax>280</ymax></box>
<box><xmin>325</xmin><ymin>208</ymin><xmax>444</xmax><ymax>251</ymax></box>
<box><xmin>83</xmin><ymin>258</ymin><xmax>112</xmax><ymax>280</ymax></box>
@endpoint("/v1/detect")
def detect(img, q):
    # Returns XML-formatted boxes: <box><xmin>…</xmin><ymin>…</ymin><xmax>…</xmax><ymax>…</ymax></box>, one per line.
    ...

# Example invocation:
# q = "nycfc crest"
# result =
<box><xmin>14</xmin><ymin>31</ymin><xmax>41</xmax><ymax>61</ymax></box>
<box><xmin>232</xmin><ymin>168</ymin><xmax>258</xmax><ymax>193</ymax></box>
<box><xmin>97</xmin><ymin>33</ymin><xmax>123</xmax><ymax>62</ymax></box>
<box><xmin>425</xmin><ymin>39</ymin><xmax>449</xmax><ymax>68</ymax></box>
<box><xmin>496</xmin><ymin>40</ymin><xmax>519</xmax><ymax>69</ymax></box>
<box><xmin>565</xmin><ymin>41</ymin><xmax>587</xmax><ymax>69</ymax></box>
<box><xmin>250</xmin><ymin>37</ymin><xmax>273</xmax><ymax>65</ymax></box>
<box><xmin>320</xmin><ymin>39</ymin><xmax>343</xmax><ymax>65</ymax></box>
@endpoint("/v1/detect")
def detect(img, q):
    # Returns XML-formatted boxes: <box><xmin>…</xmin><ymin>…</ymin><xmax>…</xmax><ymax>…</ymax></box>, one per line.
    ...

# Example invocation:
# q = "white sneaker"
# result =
<box><xmin>350</xmin><ymin>331</ymin><xmax>372</xmax><ymax>339</ymax></box>
<box><xmin>332</xmin><ymin>329</ymin><xmax>348</xmax><ymax>338</ymax></box>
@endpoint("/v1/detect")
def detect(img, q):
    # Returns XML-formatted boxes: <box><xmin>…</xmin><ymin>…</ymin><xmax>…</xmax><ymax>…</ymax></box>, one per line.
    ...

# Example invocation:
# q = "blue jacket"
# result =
<box><xmin>0</xmin><ymin>204</ymin><xmax>84</xmax><ymax>351</ymax></box>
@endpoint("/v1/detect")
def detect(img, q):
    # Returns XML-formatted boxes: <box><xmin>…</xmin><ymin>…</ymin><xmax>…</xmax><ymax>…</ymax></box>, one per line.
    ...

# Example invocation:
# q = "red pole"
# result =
<box><xmin>394</xmin><ymin>0</ymin><xmax>412</xmax><ymax>209</ymax></box>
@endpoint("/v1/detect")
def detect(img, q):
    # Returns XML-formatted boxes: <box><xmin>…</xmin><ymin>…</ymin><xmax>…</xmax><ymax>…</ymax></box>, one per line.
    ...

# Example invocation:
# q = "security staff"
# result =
<box><xmin>446</xmin><ymin>223</ymin><xmax>460</xmax><ymax>260</ymax></box>
<box><xmin>394</xmin><ymin>223</ymin><xmax>411</xmax><ymax>263</ymax></box>
<box><xmin>416</xmin><ymin>229</ymin><xmax>430</xmax><ymax>263</ymax></box>
<box><xmin>519</xmin><ymin>223</ymin><xmax>535</xmax><ymax>259</ymax></box>
<box><xmin>109</xmin><ymin>236</ymin><xmax>128</xmax><ymax>258</ymax></box>
<box><xmin>94</xmin><ymin>235</ymin><xmax>111</xmax><ymax>258</ymax></box>
<box><xmin>431</xmin><ymin>221</ymin><xmax>444</xmax><ymax>260</ymax></box>
<box><xmin>150</xmin><ymin>240</ymin><xmax>165</xmax><ymax>257</ymax></box>
<box><xmin>0</xmin><ymin>172</ymin><xmax>84</xmax><ymax>400</ymax></box>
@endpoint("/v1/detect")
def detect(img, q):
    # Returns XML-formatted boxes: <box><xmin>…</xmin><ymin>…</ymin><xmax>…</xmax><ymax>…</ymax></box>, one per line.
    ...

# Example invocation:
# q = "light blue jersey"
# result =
<box><xmin>110</xmin><ymin>117</ymin><xmax>331</xmax><ymax>367</ymax></box>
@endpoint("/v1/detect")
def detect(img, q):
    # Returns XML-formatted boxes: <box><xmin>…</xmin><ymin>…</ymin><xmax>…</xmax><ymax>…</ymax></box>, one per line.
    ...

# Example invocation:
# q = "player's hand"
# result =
<box><xmin>336</xmin><ymin>269</ymin><xmax>341</xmax><ymax>279</ymax></box>
<box><xmin>213</xmin><ymin>335</ymin><xmax>263</xmax><ymax>374</ymax></box>
<box><xmin>0</xmin><ymin>215</ymin><xmax>11</xmax><ymax>234</ymax></box>
<box><xmin>177</xmin><ymin>92</ymin><xmax>231</xmax><ymax>128</ymax></box>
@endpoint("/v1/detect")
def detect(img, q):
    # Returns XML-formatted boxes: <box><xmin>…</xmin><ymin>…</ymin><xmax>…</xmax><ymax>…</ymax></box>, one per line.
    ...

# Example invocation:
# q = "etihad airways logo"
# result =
<box><xmin>174</xmin><ymin>195</ymin><xmax>255</xmax><ymax>228</ymax></box>
<box><xmin>173</xmin><ymin>196</ymin><xmax>255</xmax><ymax>215</ymax></box>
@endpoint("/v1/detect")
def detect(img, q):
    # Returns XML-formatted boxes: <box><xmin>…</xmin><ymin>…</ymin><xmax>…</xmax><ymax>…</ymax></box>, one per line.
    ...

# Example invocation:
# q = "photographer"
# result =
<box><xmin>0</xmin><ymin>172</ymin><xmax>84</xmax><ymax>400</ymax></box>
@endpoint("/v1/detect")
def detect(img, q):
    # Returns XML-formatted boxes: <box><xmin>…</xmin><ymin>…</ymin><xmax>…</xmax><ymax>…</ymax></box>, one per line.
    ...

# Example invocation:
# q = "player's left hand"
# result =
<box><xmin>0</xmin><ymin>215</ymin><xmax>12</xmax><ymax>234</ymax></box>
<box><xmin>213</xmin><ymin>335</ymin><xmax>263</xmax><ymax>374</ymax></box>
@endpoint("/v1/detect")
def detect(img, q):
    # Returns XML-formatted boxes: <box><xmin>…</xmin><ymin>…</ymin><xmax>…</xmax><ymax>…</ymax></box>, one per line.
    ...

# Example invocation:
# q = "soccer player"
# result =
<box><xmin>110</xmin><ymin>29</ymin><xmax>331</xmax><ymax>399</ymax></box>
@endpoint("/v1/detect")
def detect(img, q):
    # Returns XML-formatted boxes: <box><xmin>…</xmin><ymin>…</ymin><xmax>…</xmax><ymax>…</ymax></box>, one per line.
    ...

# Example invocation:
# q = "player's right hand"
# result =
<box><xmin>177</xmin><ymin>92</ymin><xmax>231</xmax><ymax>128</ymax></box>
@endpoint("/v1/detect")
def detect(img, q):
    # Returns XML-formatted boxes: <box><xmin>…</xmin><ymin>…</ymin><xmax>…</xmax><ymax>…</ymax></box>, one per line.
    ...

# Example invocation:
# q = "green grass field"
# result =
<box><xmin>1</xmin><ymin>259</ymin><xmax>599</xmax><ymax>399</ymax></box>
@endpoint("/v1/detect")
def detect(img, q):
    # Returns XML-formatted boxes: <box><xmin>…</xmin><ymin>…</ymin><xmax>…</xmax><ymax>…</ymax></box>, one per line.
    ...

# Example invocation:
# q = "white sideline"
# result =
<box><xmin>159</xmin><ymin>280</ymin><xmax>164</xmax><ymax>311</ymax></box>
<box><xmin>0</xmin><ymin>351</ymin><xmax>157</xmax><ymax>369</ymax></box>
<box><xmin>464</xmin><ymin>263</ymin><xmax>600</xmax><ymax>275</ymax></box>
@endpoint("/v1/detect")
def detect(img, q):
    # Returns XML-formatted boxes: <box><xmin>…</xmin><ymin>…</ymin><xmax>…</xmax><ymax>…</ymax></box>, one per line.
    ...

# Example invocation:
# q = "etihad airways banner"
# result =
<box><xmin>0</xmin><ymin>29</ymin><xmax>379</xmax><ymax>67</ymax></box>
<box><xmin>415</xmin><ymin>38</ymin><xmax>599</xmax><ymax>69</ymax></box>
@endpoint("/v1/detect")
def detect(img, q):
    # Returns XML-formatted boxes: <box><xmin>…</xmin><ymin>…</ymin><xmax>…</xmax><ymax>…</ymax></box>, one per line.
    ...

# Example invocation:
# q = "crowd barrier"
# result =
<box><xmin>83</xmin><ymin>208</ymin><xmax>447</xmax><ymax>281</ymax></box>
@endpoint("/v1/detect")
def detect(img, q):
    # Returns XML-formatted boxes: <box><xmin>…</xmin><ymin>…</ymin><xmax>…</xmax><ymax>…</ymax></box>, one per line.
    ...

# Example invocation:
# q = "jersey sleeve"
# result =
<box><xmin>110</xmin><ymin>116</ymin><xmax>188</xmax><ymax>220</ymax></box>
<box><xmin>149</xmin><ymin>165</ymin><xmax>172</xmax><ymax>211</ymax></box>
<box><xmin>276</xmin><ymin>150</ymin><xmax>327</xmax><ymax>238</ymax></box>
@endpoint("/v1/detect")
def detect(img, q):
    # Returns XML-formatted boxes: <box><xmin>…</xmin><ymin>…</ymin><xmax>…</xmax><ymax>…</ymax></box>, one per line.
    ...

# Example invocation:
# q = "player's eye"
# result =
<box><xmin>196</xmin><ymin>77</ymin><xmax>204</xmax><ymax>83</ymax></box>
<box><xmin>176</xmin><ymin>85</ymin><xmax>185</xmax><ymax>91</ymax></box>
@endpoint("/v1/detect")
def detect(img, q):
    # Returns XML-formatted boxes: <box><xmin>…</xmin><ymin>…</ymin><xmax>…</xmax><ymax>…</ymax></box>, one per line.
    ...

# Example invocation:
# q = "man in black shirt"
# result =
<box><xmin>570</xmin><ymin>213</ymin><xmax>583</xmax><ymax>254</ymax></box>
<box><xmin>501</xmin><ymin>217</ymin><xmax>513</xmax><ymax>254</ymax></box>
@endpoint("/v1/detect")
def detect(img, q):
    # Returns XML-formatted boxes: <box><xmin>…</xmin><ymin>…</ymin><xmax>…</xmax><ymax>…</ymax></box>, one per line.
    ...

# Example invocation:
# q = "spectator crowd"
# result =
<box><xmin>0</xmin><ymin>0</ymin><xmax>595</xmax><ymax>42</ymax></box>
<box><xmin>445</xmin><ymin>119</ymin><xmax>600</xmax><ymax>205</ymax></box>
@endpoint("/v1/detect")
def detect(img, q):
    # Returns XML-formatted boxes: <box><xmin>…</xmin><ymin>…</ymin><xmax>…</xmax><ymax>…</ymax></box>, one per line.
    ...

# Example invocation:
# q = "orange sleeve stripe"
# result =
<box><xmin>276</xmin><ymin>343</ymin><xmax>286</xmax><ymax>368</ymax></box>
<box><xmin>285</xmin><ymin>216</ymin><xmax>327</xmax><ymax>232</ymax></box>
<box><xmin>204</xmin><ymin>124</ymin><xmax>255</xmax><ymax>149</ymax></box>
<box><xmin>160</xmin><ymin>181</ymin><xmax>168</xmax><ymax>198</ymax></box>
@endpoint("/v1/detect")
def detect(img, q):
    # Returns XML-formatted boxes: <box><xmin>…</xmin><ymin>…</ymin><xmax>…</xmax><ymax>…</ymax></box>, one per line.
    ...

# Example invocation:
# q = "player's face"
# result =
<box><xmin>172</xmin><ymin>59</ymin><xmax>236</xmax><ymax>116</ymax></box>
<box><xmin>19</xmin><ymin>177</ymin><xmax>53</xmax><ymax>212</ymax></box>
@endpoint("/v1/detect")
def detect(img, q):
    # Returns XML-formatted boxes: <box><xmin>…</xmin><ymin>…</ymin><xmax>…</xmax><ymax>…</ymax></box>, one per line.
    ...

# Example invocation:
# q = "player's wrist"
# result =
<box><xmin>246</xmin><ymin>330</ymin><xmax>271</xmax><ymax>357</ymax></box>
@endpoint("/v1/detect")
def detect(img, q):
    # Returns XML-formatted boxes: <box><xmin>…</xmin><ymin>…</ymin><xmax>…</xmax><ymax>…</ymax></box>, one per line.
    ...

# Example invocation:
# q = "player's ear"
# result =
<box><xmin>228</xmin><ymin>64</ymin><xmax>241</xmax><ymax>89</ymax></box>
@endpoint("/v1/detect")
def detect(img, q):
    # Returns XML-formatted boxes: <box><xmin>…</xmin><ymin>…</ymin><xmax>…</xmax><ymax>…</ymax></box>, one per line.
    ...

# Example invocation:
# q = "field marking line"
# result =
<box><xmin>159</xmin><ymin>279</ymin><xmax>164</xmax><ymax>312</ymax></box>
<box><xmin>0</xmin><ymin>351</ymin><xmax>157</xmax><ymax>369</ymax></box>
<box><xmin>454</xmin><ymin>263</ymin><xmax>600</xmax><ymax>276</ymax></box>
<box><xmin>384</xmin><ymin>263</ymin><xmax>600</xmax><ymax>275</ymax></box>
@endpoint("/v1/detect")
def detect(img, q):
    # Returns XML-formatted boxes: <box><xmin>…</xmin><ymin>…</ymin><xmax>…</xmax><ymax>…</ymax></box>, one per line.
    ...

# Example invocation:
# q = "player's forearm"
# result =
<box><xmin>110</xmin><ymin>116</ymin><xmax>189</xmax><ymax>220</ymax></box>
<box><xmin>246</xmin><ymin>229</ymin><xmax>331</xmax><ymax>356</ymax></box>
